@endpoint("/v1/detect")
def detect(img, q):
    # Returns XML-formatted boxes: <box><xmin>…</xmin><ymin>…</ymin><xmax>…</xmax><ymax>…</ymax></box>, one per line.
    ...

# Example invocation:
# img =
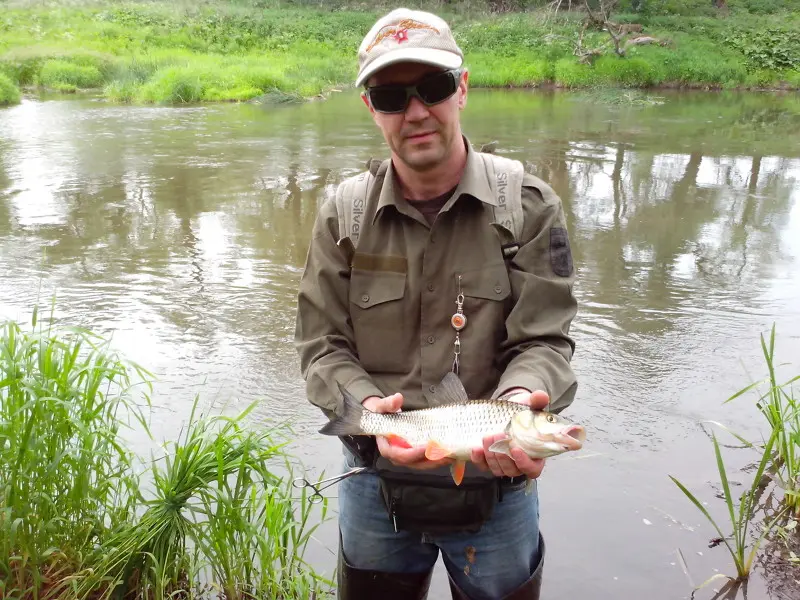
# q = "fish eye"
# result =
<box><xmin>546</xmin><ymin>414</ymin><xmax>556</xmax><ymax>423</ymax></box>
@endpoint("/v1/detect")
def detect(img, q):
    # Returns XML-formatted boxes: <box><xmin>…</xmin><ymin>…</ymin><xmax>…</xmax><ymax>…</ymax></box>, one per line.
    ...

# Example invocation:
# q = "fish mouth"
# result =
<box><xmin>554</xmin><ymin>425</ymin><xmax>586</xmax><ymax>451</ymax></box>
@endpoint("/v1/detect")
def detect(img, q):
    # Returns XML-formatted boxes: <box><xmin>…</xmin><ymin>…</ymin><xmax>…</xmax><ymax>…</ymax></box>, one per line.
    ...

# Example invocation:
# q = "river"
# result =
<box><xmin>1</xmin><ymin>88</ymin><xmax>799</xmax><ymax>599</ymax></box>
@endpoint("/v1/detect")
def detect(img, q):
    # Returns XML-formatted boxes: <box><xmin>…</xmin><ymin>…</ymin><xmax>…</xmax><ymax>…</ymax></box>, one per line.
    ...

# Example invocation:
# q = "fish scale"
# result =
<box><xmin>359</xmin><ymin>400</ymin><xmax>530</xmax><ymax>456</ymax></box>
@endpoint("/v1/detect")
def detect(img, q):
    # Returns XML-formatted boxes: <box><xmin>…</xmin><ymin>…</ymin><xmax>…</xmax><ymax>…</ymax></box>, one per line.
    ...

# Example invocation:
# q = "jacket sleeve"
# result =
<box><xmin>492</xmin><ymin>175</ymin><xmax>579</xmax><ymax>414</ymax></box>
<box><xmin>294</xmin><ymin>196</ymin><xmax>385</xmax><ymax>416</ymax></box>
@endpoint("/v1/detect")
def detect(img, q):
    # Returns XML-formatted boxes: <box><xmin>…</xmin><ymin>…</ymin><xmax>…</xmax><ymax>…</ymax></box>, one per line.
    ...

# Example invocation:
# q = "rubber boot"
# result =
<box><xmin>337</xmin><ymin>534</ymin><xmax>433</xmax><ymax>600</ymax></box>
<box><xmin>447</xmin><ymin>534</ymin><xmax>545</xmax><ymax>600</ymax></box>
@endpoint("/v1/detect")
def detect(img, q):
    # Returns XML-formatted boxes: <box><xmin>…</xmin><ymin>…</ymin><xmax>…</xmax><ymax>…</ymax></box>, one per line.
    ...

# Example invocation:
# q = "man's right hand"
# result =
<box><xmin>363</xmin><ymin>394</ymin><xmax>454</xmax><ymax>471</ymax></box>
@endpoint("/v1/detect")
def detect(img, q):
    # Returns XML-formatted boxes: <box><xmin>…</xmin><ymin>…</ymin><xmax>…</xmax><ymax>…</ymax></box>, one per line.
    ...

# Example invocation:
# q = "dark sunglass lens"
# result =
<box><xmin>417</xmin><ymin>71</ymin><xmax>456</xmax><ymax>105</ymax></box>
<box><xmin>369</xmin><ymin>87</ymin><xmax>407</xmax><ymax>113</ymax></box>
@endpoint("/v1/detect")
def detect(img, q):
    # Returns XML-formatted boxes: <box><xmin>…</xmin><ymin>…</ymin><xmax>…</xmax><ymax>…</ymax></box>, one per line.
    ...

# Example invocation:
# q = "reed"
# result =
<box><xmin>669</xmin><ymin>324</ymin><xmax>799</xmax><ymax>591</ymax></box>
<box><xmin>1</xmin><ymin>308</ymin><xmax>332</xmax><ymax>599</ymax></box>
<box><xmin>670</xmin><ymin>428</ymin><xmax>787</xmax><ymax>584</ymax></box>
<box><xmin>725</xmin><ymin>324</ymin><xmax>800</xmax><ymax>516</ymax></box>
<box><xmin>0</xmin><ymin>306</ymin><xmax>151</xmax><ymax>598</ymax></box>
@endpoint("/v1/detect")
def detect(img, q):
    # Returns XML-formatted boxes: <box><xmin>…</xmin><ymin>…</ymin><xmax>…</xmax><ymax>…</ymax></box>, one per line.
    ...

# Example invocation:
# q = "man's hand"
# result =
<box><xmin>363</xmin><ymin>394</ymin><xmax>453</xmax><ymax>471</ymax></box>
<box><xmin>470</xmin><ymin>388</ymin><xmax>549</xmax><ymax>479</ymax></box>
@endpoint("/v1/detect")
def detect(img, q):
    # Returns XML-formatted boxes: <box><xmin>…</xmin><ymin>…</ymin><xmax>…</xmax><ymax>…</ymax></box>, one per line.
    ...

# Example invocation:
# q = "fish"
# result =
<box><xmin>319</xmin><ymin>372</ymin><xmax>586</xmax><ymax>486</ymax></box>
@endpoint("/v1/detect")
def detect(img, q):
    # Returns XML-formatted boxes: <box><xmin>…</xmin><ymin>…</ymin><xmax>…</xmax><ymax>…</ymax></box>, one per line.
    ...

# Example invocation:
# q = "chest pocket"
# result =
<box><xmin>349</xmin><ymin>268</ymin><xmax>409</xmax><ymax>373</ymax></box>
<box><xmin>453</xmin><ymin>261</ymin><xmax>511</xmax><ymax>377</ymax></box>
<box><xmin>456</xmin><ymin>261</ymin><xmax>511</xmax><ymax>303</ymax></box>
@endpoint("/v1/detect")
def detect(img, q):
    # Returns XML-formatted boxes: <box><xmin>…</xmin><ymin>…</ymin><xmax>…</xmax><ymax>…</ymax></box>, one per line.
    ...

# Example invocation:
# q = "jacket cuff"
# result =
<box><xmin>345</xmin><ymin>377</ymin><xmax>386</xmax><ymax>405</ymax></box>
<box><xmin>493</xmin><ymin>374</ymin><xmax>547</xmax><ymax>400</ymax></box>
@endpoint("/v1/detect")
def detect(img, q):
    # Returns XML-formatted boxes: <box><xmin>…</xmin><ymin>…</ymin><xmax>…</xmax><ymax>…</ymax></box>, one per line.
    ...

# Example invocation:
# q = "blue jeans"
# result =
<box><xmin>338</xmin><ymin>451</ymin><xmax>543</xmax><ymax>600</ymax></box>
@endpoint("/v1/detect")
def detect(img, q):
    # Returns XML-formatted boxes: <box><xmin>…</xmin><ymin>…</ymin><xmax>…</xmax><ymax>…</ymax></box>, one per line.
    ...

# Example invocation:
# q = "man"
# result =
<box><xmin>294</xmin><ymin>7</ymin><xmax>578</xmax><ymax>600</ymax></box>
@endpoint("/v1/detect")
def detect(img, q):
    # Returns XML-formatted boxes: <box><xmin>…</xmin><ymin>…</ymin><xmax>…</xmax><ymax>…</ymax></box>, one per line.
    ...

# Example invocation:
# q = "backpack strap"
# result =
<box><xmin>334</xmin><ymin>153</ymin><xmax>530</xmax><ymax>262</ymax></box>
<box><xmin>478</xmin><ymin>152</ymin><xmax>525</xmax><ymax>260</ymax></box>
<box><xmin>334</xmin><ymin>158</ymin><xmax>388</xmax><ymax>250</ymax></box>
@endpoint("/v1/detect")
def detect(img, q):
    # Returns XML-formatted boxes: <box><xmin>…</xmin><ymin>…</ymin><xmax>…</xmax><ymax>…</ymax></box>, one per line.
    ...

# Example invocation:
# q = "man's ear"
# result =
<box><xmin>457</xmin><ymin>69</ymin><xmax>469</xmax><ymax>110</ymax></box>
<box><xmin>360</xmin><ymin>91</ymin><xmax>373</xmax><ymax>113</ymax></box>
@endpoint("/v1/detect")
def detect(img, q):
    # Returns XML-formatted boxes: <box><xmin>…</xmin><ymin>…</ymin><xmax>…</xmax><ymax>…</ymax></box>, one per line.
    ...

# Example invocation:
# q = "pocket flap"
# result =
<box><xmin>350</xmin><ymin>271</ymin><xmax>407</xmax><ymax>309</ymax></box>
<box><xmin>455</xmin><ymin>263</ymin><xmax>510</xmax><ymax>301</ymax></box>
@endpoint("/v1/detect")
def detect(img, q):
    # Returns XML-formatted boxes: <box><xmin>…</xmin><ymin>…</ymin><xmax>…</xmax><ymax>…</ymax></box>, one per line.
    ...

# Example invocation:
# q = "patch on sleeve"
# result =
<box><xmin>549</xmin><ymin>227</ymin><xmax>573</xmax><ymax>277</ymax></box>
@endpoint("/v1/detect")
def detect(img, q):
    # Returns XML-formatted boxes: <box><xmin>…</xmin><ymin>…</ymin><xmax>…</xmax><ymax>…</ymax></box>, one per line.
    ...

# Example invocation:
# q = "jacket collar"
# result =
<box><xmin>372</xmin><ymin>135</ymin><xmax>496</xmax><ymax>225</ymax></box>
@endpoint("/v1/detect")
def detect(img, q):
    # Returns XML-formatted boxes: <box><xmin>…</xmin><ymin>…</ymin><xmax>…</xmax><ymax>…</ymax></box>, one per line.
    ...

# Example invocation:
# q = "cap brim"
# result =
<box><xmin>355</xmin><ymin>48</ymin><xmax>463</xmax><ymax>87</ymax></box>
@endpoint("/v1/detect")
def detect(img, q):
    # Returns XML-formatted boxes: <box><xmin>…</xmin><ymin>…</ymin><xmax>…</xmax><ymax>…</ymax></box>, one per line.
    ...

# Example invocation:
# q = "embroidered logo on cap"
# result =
<box><xmin>366</xmin><ymin>19</ymin><xmax>441</xmax><ymax>53</ymax></box>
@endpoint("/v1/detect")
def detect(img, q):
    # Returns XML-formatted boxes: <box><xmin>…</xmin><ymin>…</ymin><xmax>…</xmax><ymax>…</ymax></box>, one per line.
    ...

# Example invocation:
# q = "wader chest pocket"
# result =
<box><xmin>377</xmin><ymin>471</ymin><xmax>498</xmax><ymax>535</ymax></box>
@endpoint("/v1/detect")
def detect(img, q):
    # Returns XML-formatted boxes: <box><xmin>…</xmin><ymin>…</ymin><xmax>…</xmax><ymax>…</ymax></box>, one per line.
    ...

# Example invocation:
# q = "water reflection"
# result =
<box><xmin>0</xmin><ymin>90</ymin><xmax>799</xmax><ymax>600</ymax></box>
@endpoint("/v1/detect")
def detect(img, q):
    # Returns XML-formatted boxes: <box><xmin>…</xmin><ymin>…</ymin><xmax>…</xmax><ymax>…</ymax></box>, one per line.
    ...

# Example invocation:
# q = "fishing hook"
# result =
<box><xmin>292</xmin><ymin>466</ymin><xmax>370</xmax><ymax>504</ymax></box>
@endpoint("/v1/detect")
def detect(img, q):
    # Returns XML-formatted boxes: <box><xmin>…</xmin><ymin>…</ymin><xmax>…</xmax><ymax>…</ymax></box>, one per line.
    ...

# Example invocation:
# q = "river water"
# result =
<box><xmin>1</xmin><ymin>89</ymin><xmax>799</xmax><ymax>599</ymax></box>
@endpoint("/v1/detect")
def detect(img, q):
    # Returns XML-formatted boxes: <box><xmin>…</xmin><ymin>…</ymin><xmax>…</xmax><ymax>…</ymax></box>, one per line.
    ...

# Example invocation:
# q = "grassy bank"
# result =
<box><xmin>0</xmin><ymin>308</ymin><xmax>331</xmax><ymax>599</ymax></box>
<box><xmin>0</xmin><ymin>0</ymin><xmax>798</xmax><ymax>104</ymax></box>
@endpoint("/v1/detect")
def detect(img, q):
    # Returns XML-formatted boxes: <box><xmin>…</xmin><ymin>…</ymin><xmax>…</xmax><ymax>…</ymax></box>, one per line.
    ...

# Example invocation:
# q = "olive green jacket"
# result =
<box><xmin>295</xmin><ymin>140</ymin><xmax>578</xmax><ymax>417</ymax></box>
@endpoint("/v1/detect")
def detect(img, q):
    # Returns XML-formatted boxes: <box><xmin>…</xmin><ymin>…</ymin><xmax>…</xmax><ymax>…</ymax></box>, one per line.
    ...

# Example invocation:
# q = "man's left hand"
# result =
<box><xmin>470</xmin><ymin>388</ymin><xmax>549</xmax><ymax>479</ymax></box>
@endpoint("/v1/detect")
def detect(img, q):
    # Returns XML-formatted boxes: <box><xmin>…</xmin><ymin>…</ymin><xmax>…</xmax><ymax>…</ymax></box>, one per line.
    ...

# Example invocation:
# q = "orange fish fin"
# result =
<box><xmin>385</xmin><ymin>434</ymin><xmax>412</xmax><ymax>448</ymax></box>
<box><xmin>425</xmin><ymin>440</ymin><xmax>453</xmax><ymax>461</ymax></box>
<box><xmin>450</xmin><ymin>460</ymin><xmax>466</xmax><ymax>486</ymax></box>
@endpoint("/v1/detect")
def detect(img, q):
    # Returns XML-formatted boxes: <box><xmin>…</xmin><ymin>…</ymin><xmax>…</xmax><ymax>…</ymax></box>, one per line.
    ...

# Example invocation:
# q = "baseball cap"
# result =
<box><xmin>355</xmin><ymin>8</ymin><xmax>464</xmax><ymax>87</ymax></box>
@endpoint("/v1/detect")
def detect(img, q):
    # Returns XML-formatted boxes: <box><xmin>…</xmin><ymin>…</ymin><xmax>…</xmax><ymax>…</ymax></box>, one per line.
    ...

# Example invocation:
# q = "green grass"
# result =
<box><xmin>671</xmin><ymin>428</ymin><xmax>787</xmax><ymax>588</ymax></box>
<box><xmin>0</xmin><ymin>2</ymin><xmax>797</xmax><ymax>101</ymax></box>
<box><xmin>724</xmin><ymin>325</ymin><xmax>800</xmax><ymax>516</ymax></box>
<box><xmin>670</xmin><ymin>324</ymin><xmax>800</xmax><ymax>590</ymax></box>
<box><xmin>0</xmin><ymin>72</ymin><xmax>21</xmax><ymax>105</ymax></box>
<box><xmin>38</xmin><ymin>59</ymin><xmax>104</xmax><ymax>92</ymax></box>
<box><xmin>0</xmin><ymin>306</ymin><xmax>332</xmax><ymax>599</ymax></box>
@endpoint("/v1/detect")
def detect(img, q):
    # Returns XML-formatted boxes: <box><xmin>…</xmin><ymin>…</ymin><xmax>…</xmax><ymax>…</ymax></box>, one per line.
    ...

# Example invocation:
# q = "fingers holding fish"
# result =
<box><xmin>508</xmin><ymin>447</ymin><xmax>546</xmax><ymax>479</ymax></box>
<box><xmin>504</xmin><ymin>388</ymin><xmax>550</xmax><ymax>411</ymax></box>
<box><xmin>376</xmin><ymin>435</ymin><xmax>454</xmax><ymax>470</ymax></box>
<box><xmin>362</xmin><ymin>392</ymin><xmax>404</xmax><ymax>414</ymax></box>
<box><xmin>481</xmin><ymin>432</ymin><xmax>526</xmax><ymax>478</ymax></box>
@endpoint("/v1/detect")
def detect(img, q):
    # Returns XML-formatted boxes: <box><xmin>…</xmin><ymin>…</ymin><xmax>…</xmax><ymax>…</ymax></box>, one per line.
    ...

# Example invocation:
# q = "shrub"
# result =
<box><xmin>0</xmin><ymin>72</ymin><xmax>21</xmax><ymax>105</ymax></box>
<box><xmin>38</xmin><ymin>59</ymin><xmax>105</xmax><ymax>91</ymax></box>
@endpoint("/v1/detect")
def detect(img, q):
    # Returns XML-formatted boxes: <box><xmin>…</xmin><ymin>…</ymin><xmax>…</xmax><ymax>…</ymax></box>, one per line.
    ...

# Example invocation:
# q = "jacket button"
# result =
<box><xmin>494</xmin><ymin>286</ymin><xmax>502</xmax><ymax>294</ymax></box>
<box><xmin>427</xmin><ymin>283</ymin><xmax>434</xmax><ymax>292</ymax></box>
<box><xmin>361</xmin><ymin>294</ymin><xmax>370</xmax><ymax>302</ymax></box>
<box><xmin>427</xmin><ymin>335</ymin><xmax>435</xmax><ymax>344</ymax></box>
<box><xmin>429</xmin><ymin>384</ymin><xmax>436</xmax><ymax>393</ymax></box>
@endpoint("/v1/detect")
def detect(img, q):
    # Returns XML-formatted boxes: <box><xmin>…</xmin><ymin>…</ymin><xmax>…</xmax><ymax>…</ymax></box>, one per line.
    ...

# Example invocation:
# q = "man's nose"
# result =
<box><xmin>404</xmin><ymin>96</ymin><xmax>430</xmax><ymax>121</ymax></box>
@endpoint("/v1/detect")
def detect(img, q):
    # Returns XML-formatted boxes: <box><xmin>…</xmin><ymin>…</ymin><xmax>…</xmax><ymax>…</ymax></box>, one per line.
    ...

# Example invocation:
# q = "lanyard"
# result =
<box><xmin>451</xmin><ymin>274</ymin><xmax>466</xmax><ymax>375</ymax></box>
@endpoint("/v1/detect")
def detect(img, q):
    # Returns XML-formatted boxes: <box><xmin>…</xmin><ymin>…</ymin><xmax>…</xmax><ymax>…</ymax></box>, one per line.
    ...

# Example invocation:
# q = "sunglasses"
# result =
<box><xmin>365</xmin><ymin>69</ymin><xmax>463</xmax><ymax>114</ymax></box>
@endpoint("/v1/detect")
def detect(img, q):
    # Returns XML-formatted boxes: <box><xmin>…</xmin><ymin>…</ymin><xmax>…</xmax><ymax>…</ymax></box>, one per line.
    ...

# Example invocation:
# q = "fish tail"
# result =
<box><xmin>318</xmin><ymin>383</ymin><xmax>367</xmax><ymax>436</ymax></box>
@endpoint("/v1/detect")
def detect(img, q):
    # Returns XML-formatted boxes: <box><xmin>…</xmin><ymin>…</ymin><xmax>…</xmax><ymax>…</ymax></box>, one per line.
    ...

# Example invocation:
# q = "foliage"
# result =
<box><xmin>671</xmin><ymin>428</ymin><xmax>787</xmax><ymax>586</ymax></box>
<box><xmin>38</xmin><ymin>59</ymin><xmax>104</xmax><ymax>91</ymax></box>
<box><xmin>0</xmin><ymin>0</ymin><xmax>799</xmax><ymax>102</ymax></box>
<box><xmin>619</xmin><ymin>0</ymin><xmax>800</xmax><ymax>15</ymax></box>
<box><xmin>722</xmin><ymin>26</ymin><xmax>800</xmax><ymax>72</ymax></box>
<box><xmin>0</xmin><ymin>72</ymin><xmax>20</xmax><ymax>105</ymax></box>
<box><xmin>725</xmin><ymin>325</ymin><xmax>800</xmax><ymax>516</ymax></box>
<box><xmin>0</xmin><ymin>309</ymin><xmax>149</xmax><ymax>598</ymax></box>
<box><xmin>592</xmin><ymin>55</ymin><xmax>664</xmax><ymax>86</ymax></box>
<box><xmin>554</xmin><ymin>58</ymin><xmax>598</xmax><ymax>86</ymax></box>
<box><xmin>670</xmin><ymin>325</ymin><xmax>800</xmax><ymax>589</ymax></box>
<box><xmin>0</xmin><ymin>308</ymin><xmax>332</xmax><ymax>599</ymax></box>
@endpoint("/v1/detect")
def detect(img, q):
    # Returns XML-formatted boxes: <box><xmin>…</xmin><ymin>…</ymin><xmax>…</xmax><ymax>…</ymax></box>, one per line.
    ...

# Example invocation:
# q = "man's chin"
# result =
<box><xmin>399</xmin><ymin>146</ymin><xmax>445</xmax><ymax>171</ymax></box>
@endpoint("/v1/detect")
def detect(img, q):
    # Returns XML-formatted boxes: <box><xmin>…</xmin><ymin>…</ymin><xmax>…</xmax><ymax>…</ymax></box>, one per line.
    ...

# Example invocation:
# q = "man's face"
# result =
<box><xmin>362</xmin><ymin>62</ymin><xmax>469</xmax><ymax>172</ymax></box>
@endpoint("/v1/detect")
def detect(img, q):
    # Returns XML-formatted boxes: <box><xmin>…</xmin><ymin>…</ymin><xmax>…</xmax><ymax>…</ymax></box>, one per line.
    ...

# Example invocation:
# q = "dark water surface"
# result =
<box><xmin>1</xmin><ymin>89</ymin><xmax>799</xmax><ymax>599</ymax></box>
